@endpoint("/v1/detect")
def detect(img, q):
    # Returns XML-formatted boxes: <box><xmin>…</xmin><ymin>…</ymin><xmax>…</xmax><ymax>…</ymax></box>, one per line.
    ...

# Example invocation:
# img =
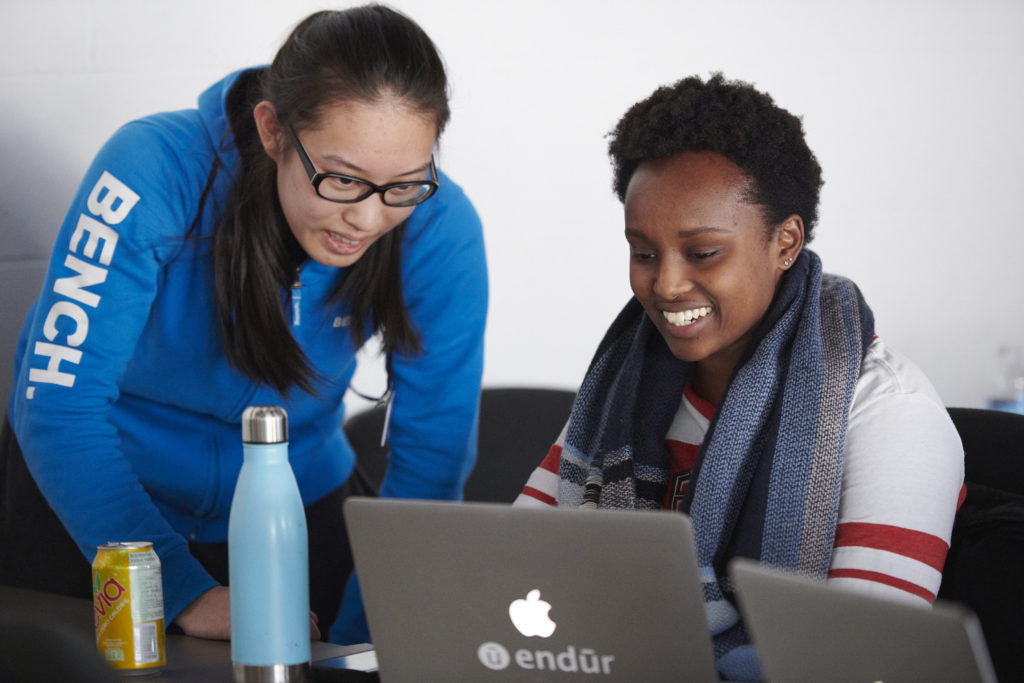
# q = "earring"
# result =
<box><xmin>784</xmin><ymin>257</ymin><xmax>792</xmax><ymax>267</ymax></box>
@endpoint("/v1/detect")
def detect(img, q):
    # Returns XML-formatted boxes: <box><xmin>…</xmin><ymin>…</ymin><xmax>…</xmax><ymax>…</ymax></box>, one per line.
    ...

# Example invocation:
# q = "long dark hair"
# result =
<box><xmin>214</xmin><ymin>5</ymin><xmax>449</xmax><ymax>395</ymax></box>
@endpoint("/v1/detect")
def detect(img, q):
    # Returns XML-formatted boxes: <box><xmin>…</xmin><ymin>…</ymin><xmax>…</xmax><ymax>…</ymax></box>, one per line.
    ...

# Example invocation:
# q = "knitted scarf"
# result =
<box><xmin>556</xmin><ymin>250</ymin><xmax>874</xmax><ymax>679</ymax></box>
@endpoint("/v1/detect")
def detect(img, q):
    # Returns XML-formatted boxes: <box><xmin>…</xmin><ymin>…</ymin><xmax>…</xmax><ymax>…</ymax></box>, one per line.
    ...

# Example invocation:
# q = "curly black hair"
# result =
<box><xmin>608</xmin><ymin>73</ymin><xmax>823</xmax><ymax>241</ymax></box>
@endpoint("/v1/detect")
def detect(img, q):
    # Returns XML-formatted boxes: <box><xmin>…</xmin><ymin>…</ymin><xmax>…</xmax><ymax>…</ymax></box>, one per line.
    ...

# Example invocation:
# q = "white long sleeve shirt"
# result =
<box><xmin>517</xmin><ymin>338</ymin><xmax>965</xmax><ymax>605</ymax></box>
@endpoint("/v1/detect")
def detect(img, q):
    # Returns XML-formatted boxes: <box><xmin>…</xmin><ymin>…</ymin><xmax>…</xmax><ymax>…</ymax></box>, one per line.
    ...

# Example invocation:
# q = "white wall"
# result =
<box><xmin>2</xmin><ymin>0</ymin><xmax>1022</xmax><ymax>411</ymax></box>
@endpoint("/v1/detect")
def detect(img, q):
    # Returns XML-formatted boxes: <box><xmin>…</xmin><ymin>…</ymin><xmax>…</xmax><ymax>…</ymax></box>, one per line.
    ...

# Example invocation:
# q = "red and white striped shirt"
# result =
<box><xmin>516</xmin><ymin>338</ymin><xmax>965</xmax><ymax>605</ymax></box>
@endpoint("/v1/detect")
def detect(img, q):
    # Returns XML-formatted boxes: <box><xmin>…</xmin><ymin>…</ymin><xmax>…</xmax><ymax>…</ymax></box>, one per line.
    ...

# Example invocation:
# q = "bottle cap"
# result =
<box><xmin>241</xmin><ymin>406</ymin><xmax>288</xmax><ymax>444</ymax></box>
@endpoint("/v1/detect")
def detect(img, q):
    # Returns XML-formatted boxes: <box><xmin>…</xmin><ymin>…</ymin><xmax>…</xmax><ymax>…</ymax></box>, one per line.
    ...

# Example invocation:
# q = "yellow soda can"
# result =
<box><xmin>92</xmin><ymin>542</ymin><xmax>167</xmax><ymax>675</ymax></box>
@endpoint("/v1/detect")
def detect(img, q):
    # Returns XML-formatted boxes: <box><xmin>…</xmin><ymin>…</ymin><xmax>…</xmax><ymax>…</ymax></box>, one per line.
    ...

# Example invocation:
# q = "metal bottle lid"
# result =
<box><xmin>241</xmin><ymin>406</ymin><xmax>288</xmax><ymax>444</ymax></box>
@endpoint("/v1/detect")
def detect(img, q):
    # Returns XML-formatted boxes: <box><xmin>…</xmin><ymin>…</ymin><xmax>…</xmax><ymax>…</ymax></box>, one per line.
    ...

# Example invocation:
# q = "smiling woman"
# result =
<box><xmin>256</xmin><ymin>98</ymin><xmax>438</xmax><ymax>270</ymax></box>
<box><xmin>0</xmin><ymin>3</ymin><xmax>487</xmax><ymax>651</ymax></box>
<box><xmin>624</xmin><ymin>151</ymin><xmax>801</xmax><ymax>405</ymax></box>
<box><xmin>515</xmin><ymin>74</ymin><xmax>964</xmax><ymax>681</ymax></box>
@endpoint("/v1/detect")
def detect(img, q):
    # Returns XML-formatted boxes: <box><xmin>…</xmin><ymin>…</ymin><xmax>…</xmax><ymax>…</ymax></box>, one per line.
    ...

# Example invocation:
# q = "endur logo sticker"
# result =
<box><xmin>475</xmin><ymin>590</ymin><xmax>616</xmax><ymax>675</ymax></box>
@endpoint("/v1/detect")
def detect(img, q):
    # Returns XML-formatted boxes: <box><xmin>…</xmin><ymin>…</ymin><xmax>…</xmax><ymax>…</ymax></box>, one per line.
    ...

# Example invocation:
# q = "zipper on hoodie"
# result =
<box><xmin>291</xmin><ymin>267</ymin><xmax>302</xmax><ymax>327</ymax></box>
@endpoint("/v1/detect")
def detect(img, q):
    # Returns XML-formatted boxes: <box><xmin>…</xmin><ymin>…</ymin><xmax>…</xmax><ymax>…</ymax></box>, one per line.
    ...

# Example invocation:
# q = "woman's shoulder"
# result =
<box><xmin>111</xmin><ymin>68</ymin><xmax>241</xmax><ymax>165</ymax></box>
<box><xmin>402</xmin><ymin>168</ymin><xmax>482</xmax><ymax>242</ymax></box>
<box><xmin>86</xmin><ymin>70</ymin><xmax>244</xmax><ymax>219</ymax></box>
<box><xmin>103</xmin><ymin>109</ymin><xmax>217</xmax><ymax>183</ymax></box>
<box><xmin>79</xmin><ymin>108</ymin><xmax>224</xmax><ymax>243</ymax></box>
<box><xmin>847</xmin><ymin>337</ymin><xmax>963</xmax><ymax>471</ymax></box>
<box><xmin>852</xmin><ymin>337</ymin><xmax>948</xmax><ymax>413</ymax></box>
<box><xmin>398</xmin><ymin>168</ymin><xmax>486</xmax><ymax>286</ymax></box>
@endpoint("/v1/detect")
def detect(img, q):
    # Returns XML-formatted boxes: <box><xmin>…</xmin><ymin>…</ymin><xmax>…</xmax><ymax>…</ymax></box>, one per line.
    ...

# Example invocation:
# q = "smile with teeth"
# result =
<box><xmin>329</xmin><ymin>231</ymin><xmax>361</xmax><ymax>245</ymax></box>
<box><xmin>662</xmin><ymin>306</ymin><xmax>712</xmax><ymax>326</ymax></box>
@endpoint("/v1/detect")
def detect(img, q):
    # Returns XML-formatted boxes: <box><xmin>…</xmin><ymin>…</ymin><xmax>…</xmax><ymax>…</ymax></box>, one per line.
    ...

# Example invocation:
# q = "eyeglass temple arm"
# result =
<box><xmin>284</xmin><ymin>126</ymin><xmax>318</xmax><ymax>180</ymax></box>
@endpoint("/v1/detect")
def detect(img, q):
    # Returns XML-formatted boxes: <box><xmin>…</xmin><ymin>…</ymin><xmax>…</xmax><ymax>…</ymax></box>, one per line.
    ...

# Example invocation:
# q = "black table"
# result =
<box><xmin>0</xmin><ymin>584</ymin><xmax>371</xmax><ymax>682</ymax></box>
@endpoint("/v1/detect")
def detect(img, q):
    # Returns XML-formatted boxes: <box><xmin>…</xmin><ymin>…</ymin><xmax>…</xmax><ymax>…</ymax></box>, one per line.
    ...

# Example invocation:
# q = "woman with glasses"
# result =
<box><xmin>515</xmin><ymin>74</ymin><xmax>964</xmax><ymax>680</ymax></box>
<box><xmin>0</xmin><ymin>5</ymin><xmax>487</xmax><ymax>644</ymax></box>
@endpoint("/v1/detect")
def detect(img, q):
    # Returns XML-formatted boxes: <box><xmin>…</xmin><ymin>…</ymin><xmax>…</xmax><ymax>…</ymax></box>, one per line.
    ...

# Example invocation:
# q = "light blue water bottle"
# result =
<box><xmin>229</xmin><ymin>406</ymin><xmax>310</xmax><ymax>682</ymax></box>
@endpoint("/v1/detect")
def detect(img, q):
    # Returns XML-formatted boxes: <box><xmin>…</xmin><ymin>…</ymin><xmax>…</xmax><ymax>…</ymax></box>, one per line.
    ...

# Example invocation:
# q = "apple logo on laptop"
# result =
<box><xmin>508</xmin><ymin>589</ymin><xmax>556</xmax><ymax>637</ymax></box>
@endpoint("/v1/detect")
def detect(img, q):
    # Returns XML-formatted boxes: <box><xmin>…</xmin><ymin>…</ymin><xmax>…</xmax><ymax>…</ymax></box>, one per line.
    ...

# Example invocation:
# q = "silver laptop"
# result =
<box><xmin>344</xmin><ymin>497</ymin><xmax>719</xmax><ymax>682</ymax></box>
<box><xmin>729</xmin><ymin>558</ymin><xmax>998</xmax><ymax>683</ymax></box>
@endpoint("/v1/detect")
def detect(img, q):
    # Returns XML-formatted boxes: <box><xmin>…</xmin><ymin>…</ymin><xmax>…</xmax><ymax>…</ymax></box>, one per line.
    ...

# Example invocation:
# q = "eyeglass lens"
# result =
<box><xmin>316</xmin><ymin>176</ymin><xmax>434</xmax><ymax>206</ymax></box>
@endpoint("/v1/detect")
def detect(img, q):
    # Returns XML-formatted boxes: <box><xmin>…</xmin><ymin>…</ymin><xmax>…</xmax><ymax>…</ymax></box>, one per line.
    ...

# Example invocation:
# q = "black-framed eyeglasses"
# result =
<box><xmin>285</xmin><ymin>125</ymin><xmax>439</xmax><ymax>207</ymax></box>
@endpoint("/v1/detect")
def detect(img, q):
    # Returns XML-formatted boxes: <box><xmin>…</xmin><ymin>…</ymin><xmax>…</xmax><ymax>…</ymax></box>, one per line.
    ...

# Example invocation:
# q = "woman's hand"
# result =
<box><xmin>173</xmin><ymin>586</ymin><xmax>232</xmax><ymax>640</ymax></box>
<box><xmin>173</xmin><ymin>586</ymin><xmax>321</xmax><ymax>641</ymax></box>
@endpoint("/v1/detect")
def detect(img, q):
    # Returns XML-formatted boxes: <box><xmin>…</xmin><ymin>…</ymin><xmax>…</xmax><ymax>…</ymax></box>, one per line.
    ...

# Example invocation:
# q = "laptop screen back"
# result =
<box><xmin>730</xmin><ymin>557</ymin><xmax>997</xmax><ymax>683</ymax></box>
<box><xmin>345</xmin><ymin>498</ymin><xmax>719</xmax><ymax>683</ymax></box>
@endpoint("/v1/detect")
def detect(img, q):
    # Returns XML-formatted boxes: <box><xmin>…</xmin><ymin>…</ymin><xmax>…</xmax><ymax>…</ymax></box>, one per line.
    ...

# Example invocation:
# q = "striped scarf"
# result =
<box><xmin>556</xmin><ymin>250</ymin><xmax>874</xmax><ymax>680</ymax></box>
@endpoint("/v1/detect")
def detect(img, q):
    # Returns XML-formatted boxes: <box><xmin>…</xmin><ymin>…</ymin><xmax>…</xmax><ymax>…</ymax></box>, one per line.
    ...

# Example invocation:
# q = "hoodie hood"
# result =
<box><xmin>196</xmin><ymin>66</ymin><xmax>266</xmax><ymax>183</ymax></box>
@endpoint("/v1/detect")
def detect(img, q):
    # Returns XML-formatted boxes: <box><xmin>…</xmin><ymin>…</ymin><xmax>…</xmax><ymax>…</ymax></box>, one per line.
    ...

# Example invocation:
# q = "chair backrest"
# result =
<box><xmin>941</xmin><ymin>406</ymin><xmax>1024</xmax><ymax>683</ymax></box>
<box><xmin>947</xmin><ymin>407</ymin><xmax>1024</xmax><ymax>495</ymax></box>
<box><xmin>343</xmin><ymin>387</ymin><xmax>576</xmax><ymax>503</ymax></box>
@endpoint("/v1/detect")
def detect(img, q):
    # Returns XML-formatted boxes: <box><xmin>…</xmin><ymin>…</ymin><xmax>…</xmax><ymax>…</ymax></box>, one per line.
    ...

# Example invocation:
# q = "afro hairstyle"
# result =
<box><xmin>608</xmin><ymin>73</ymin><xmax>823</xmax><ymax>241</ymax></box>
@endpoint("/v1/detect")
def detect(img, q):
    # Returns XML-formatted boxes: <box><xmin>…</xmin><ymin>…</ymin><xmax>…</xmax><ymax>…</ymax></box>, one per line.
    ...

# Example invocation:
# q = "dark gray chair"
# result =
<box><xmin>343</xmin><ymin>387</ymin><xmax>576</xmax><ymax>503</ymax></box>
<box><xmin>939</xmin><ymin>407</ymin><xmax>1024</xmax><ymax>682</ymax></box>
<box><xmin>946</xmin><ymin>407</ymin><xmax>1024</xmax><ymax>495</ymax></box>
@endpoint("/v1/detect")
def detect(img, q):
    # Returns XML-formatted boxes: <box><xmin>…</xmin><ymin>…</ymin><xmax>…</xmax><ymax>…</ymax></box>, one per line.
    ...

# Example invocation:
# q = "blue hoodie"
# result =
<box><xmin>7</xmin><ymin>69</ymin><xmax>488</xmax><ymax>631</ymax></box>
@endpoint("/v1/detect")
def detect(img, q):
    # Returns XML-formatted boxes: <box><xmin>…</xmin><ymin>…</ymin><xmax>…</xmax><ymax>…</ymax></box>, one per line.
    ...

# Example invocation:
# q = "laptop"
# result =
<box><xmin>343</xmin><ymin>497</ymin><xmax>719</xmax><ymax>682</ymax></box>
<box><xmin>729</xmin><ymin>558</ymin><xmax>998</xmax><ymax>683</ymax></box>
